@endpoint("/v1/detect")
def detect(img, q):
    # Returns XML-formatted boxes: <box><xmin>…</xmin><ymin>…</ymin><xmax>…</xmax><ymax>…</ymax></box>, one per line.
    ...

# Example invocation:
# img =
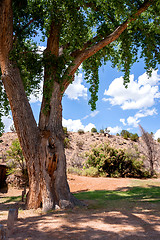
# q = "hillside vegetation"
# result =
<box><xmin>0</xmin><ymin>131</ymin><xmax>160</xmax><ymax>179</ymax></box>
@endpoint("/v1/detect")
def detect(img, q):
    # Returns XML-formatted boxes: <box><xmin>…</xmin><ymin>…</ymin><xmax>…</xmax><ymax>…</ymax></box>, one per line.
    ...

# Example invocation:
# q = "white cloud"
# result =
<box><xmin>2</xmin><ymin>115</ymin><xmax>13</xmax><ymax>132</ymax></box>
<box><xmin>135</xmin><ymin>108</ymin><xmax>157</xmax><ymax>119</ymax></box>
<box><xmin>154</xmin><ymin>129</ymin><xmax>160</xmax><ymax>140</ymax></box>
<box><xmin>29</xmin><ymin>80</ymin><xmax>43</xmax><ymax>103</ymax></box>
<box><xmin>127</xmin><ymin>116</ymin><xmax>140</xmax><ymax>128</ymax></box>
<box><xmin>90</xmin><ymin>110</ymin><xmax>99</xmax><ymax>117</ymax></box>
<box><xmin>65</xmin><ymin>73</ymin><xmax>87</xmax><ymax>100</ymax></box>
<box><xmin>103</xmin><ymin>70</ymin><xmax>160</xmax><ymax>110</ymax></box>
<box><xmin>62</xmin><ymin>118</ymin><xmax>95</xmax><ymax>132</ymax></box>
<box><xmin>122</xmin><ymin>108</ymin><xmax>157</xmax><ymax>128</ymax></box>
<box><xmin>108</xmin><ymin>126</ymin><xmax>122</xmax><ymax>134</ymax></box>
<box><xmin>120</xmin><ymin>118</ymin><xmax>126</xmax><ymax>126</ymax></box>
<box><xmin>138</xmin><ymin>70</ymin><xmax>160</xmax><ymax>86</ymax></box>
<box><xmin>37</xmin><ymin>46</ymin><xmax>46</xmax><ymax>55</ymax></box>
<box><xmin>84</xmin><ymin>123</ymin><xmax>96</xmax><ymax>132</ymax></box>
<box><xmin>82</xmin><ymin>110</ymin><xmax>99</xmax><ymax>120</ymax></box>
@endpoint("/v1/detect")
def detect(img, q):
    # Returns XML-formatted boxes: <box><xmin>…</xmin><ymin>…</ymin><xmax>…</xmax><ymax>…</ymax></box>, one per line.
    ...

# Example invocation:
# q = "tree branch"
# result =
<box><xmin>0</xmin><ymin>0</ymin><xmax>13</xmax><ymax>71</ymax></box>
<box><xmin>65</xmin><ymin>0</ymin><xmax>153</xmax><ymax>81</ymax></box>
<box><xmin>39</xmin><ymin>21</ymin><xmax>61</xmax><ymax>130</ymax></box>
<box><xmin>46</xmin><ymin>21</ymin><xmax>61</xmax><ymax>55</ymax></box>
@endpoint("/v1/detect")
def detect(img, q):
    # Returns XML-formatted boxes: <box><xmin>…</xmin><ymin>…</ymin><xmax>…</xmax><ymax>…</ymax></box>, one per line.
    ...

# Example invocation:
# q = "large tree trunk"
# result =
<box><xmin>0</xmin><ymin>0</ymin><xmax>80</xmax><ymax>211</ymax></box>
<box><xmin>1</xmin><ymin>61</ymin><xmax>80</xmax><ymax>211</ymax></box>
<box><xmin>37</xmin><ymin>80</ymin><xmax>80</xmax><ymax>211</ymax></box>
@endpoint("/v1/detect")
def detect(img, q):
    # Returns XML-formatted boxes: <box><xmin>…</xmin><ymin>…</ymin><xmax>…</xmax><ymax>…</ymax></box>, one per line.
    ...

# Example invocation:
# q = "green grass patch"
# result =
<box><xmin>74</xmin><ymin>186</ymin><xmax>160</xmax><ymax>209</ymax></box>
<box><xmin>0</xmin><ymin>196</ymin><xmax>21</xmax><ymax>204</ymax></box>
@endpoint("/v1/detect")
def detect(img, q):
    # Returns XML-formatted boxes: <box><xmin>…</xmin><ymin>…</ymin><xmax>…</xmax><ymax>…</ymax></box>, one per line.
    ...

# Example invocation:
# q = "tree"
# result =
<box><xmin>139</xmin><ymin>124</ymin><xmax>158</xmax><ymax>176</ymax></box>
<box><xmin>120</xmin><ymin>130</ymin><xmax>130</xmax><ymax>139</ymax></box>
<box><xmin>0</xmin><ymin>0</ymin><xmax>159</xmax><ymax>211</ymax></box>
<box><xmin>91</xmin><ymin>127</ymin><xmax>97</xmax><ymax>133</ymax></box>
<box><xmin>7</xmin><ymin>139</ymin><xmax>27</xmax><ymax>176</ymax></box>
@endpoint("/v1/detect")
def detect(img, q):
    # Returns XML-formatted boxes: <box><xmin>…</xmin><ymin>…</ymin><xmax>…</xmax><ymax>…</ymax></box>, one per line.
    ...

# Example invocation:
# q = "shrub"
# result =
<box><xmin>157</xmin><ymin>138</ymin><xmax>160</xmax><ymax>143</ymax></box>
<box><xmin>85</xmin><ymin>143</ymin><xmax>150</xmax><ymax>178</ymax></box>
<box><xmin>82</xmin><ymin>167</ymin><xmax>99</xmax><ymax>177</ymax></box>
<box><xmin>120</xmin><ymin>130</ymin><xmax>130</xmax><ymax>139</ymax></box>
<box><xmin>64</xmin><ymin>137</ymin><xmax>71</xmax><ymax>148</ymax></box>
<box><xmin>100</xmin><ymin>129</ymin><xmax>104</xmax><ymax>133</ymax></box>
<box><xmin>130</xmin><ymin>133</ymin><xmax>139</xmax><ymax>142</ymax></box>
<box><xmin>120</xmin><ymin>130</ymin><xmax>139</xmax><ymax>141</ymax></box>
<box><xmin>91</xmin><ymin>128</ymin><xmax>97</xmax><ymax>133</ymax></box>
<box><xmin>7</xmin><ymin>139</ymin><xmax>26</xmax><ymax>174</ymax></box>
<box><xmin>6</xmin><ymin>139</ymin><xmax>28</xmax><ymax>185</ymax></box>
<box><xmin>67</xmin><ymin>167</ymin><xmax>82</xmax><ymax>175</ymax></box>
<box><xmin>63</xmin><ymin>127</ymin><xmax>68</xmax><ymax>136</ymax></box>
<box><xmin>116</xmin><ymin>133</ymin><xmax>120</xmax><ymax>136</ymax></box>
<box><xmin>76</xmin><ymin>141</ymin><xmax>84</xmax><ymax>149</ymax></box>
<box><xmin>78</xmin><ymin>129</ymin><xmax>84</xmax><ymax>134</ymax></box>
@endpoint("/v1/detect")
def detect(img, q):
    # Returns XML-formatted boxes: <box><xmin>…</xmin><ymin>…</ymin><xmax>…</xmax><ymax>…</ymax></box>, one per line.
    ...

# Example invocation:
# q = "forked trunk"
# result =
<box><xmin>2</xmin><ymin>62</ymin><xmax>81</xmax><ymax>211</ymax></box>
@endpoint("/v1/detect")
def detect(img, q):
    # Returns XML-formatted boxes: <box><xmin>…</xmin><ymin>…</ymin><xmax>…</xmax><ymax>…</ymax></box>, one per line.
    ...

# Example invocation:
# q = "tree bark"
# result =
<box><xmin>1</xmin><ymin>63</ymin><xmax>79</xmax><ymax>211</ymax></box>
<box><xmin>39</xmin><ymin>80</ymin><xmax>80</xmax><ymax>211</ymax></box>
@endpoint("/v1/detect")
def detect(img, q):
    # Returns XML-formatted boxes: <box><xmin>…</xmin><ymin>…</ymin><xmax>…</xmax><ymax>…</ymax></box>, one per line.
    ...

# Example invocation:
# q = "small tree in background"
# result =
<box><xmin>120</xmin><ymin>130</ymin><xmax>139</xmax><ymax>142</ymax></box>
<box><xmin>91</xmin><ymin>128</ymin><xmax>97</xmax><ymax>133</ymax></box>
<box><xmin>157</xmin><ymin>138</ymin><xmax>160</xmax><ymax>143</ymax></box>
<box><xmin>78</xmin><ymin>129</ymin><xmax>85</xmax><ymax>135</ymax></box>
<box><xmin>139</xmin><ymin>124</ymin><xmax>159</xmax><ymax>176</ymax></box>
<box><xmin>130</xmin><ymin>133</ymin><xmax>139</xmax><ymax>142</ymax></box>
<box><xmin>6</xmin><ymin>139</ymin><xmax>27</xmax><ymax>177</ymax></box>
<box><xmin>100</xmin><ymin>129</ymin><xmax>104</xmax><ymax>133</ymax></box>
<box><xmin>120</xmin><ymin>130</ymin><xmax>130</xmax><ymax>139</ymax></box>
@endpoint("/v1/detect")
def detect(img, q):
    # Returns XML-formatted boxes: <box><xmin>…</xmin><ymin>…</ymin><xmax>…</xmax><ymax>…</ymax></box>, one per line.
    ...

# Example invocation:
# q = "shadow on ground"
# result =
<box><xmin>0</xmin><ymin>185</ymin><xmax>160</xmax><ymax>239</ymax></box>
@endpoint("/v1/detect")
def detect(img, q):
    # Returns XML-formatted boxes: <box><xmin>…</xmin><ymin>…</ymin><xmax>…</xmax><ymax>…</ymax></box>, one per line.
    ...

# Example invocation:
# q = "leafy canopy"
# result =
<box><xmin>0</xmin><ymin>0</ymin><xmax>160</xmax><ymax>131</ymax></box>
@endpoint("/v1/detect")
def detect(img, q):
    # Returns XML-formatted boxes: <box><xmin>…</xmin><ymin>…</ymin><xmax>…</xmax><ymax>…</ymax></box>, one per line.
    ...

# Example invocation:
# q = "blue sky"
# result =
<box><xmin>62</xmin><ymin>60</ymin><xmax>160</xmax><ymax>137</ymax></box>
<box><xmin>2</xmin><ymin>43</ymin><xmax>160</xmax><ymax>139</ymax></box>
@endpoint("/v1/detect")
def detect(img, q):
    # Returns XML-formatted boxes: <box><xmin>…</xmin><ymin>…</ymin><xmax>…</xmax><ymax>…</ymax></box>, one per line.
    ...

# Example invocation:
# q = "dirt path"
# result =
<box><xmin>68</xmin><ymin>175</ymin><xmax>130</xmax><ymax>192</ymax></box>
<box><xmin>0</xmin><ymin>175</ymin><xmax>160</xmax><ymax>240</ymax></box>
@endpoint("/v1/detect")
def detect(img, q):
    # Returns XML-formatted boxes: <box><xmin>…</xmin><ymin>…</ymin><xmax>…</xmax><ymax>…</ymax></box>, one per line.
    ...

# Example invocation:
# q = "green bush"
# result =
<box><xmin>85</xmin><ymin>143</ymin><xmax>150</xmax><ymax>178</ymax></box>
<box><xmin>120</xmin><ymin>130</ymin><xmax>139</xmax><ymax>141</ymax></box>
<box><xmin>67</xmin><ymin>167</ymin><xmax>82</xmax><ymax>175</ymax></box>
<box><xmin>120</xmin><ymin>130</ymin><xmax>130</xmax><ymax>139</ymax></box>
<box><xmin>6</xmin><ymin>139</ymin><xmax>28</xmax><ymax>182</ymax></box>
<box><xmin>157</xmin><ymin>138</ymin><xmax>160</xmax><ymax>143</ymax></box>
<box><xmin>100</xmin><ymin>129</ymin><xmax>104</xmax><ymax>133</ymax></box>
<box><xmin>91</xmin><ymin>127</ymin><xmax>97</xmax><ymax>133</ymax></box>
<box><xmin>82</xmin><ymin>167</ymin><xmax>99</xmax><ymax>177</ymax></box>
<box><xmin>63</xmin><ymin>127</ymin><xmax>68</xmax><ymax>136</ymax></box>
<box><xmin>130</xmin><ymin>133</ymin><xmax>139</xmax><ymax>142</ymax></box>
<box><xmin>78</xmin><ymin>129</ymin><xmax>84</xmax><ymax>134</ymax></box>
<box><xmin>64</xmin><ymin>137</ymin><xmax>70</xmax><ymax>148</ymax></box>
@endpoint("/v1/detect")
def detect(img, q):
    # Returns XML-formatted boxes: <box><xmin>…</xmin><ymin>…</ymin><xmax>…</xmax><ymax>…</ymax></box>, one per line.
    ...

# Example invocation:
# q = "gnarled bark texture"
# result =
<box><xmin>2</xmin><ymin>62</ymin><xmax>79</xmax><ymax>211</ymax></box>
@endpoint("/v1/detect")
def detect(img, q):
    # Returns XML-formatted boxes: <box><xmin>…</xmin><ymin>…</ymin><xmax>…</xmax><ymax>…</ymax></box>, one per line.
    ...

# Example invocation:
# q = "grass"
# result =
<box><xmin>74</xmin><ymin>186</ymin><xmax>160</xmax><ymax>210</ymax></box>
<box><xmin>1</xmin><ymin>179</ymin><xmax>160</xmax><ymax>212</ymax></box>
<box><xmin>0</xmin><ymin>195</ymin><xmax>21</xmax><ymax>204</ymax></box>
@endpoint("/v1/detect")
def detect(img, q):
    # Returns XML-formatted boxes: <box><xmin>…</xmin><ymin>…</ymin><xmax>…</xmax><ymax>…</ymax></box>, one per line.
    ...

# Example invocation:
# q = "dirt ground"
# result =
<box><xmin>0</xmin><ymin>175</ymin><xmax>160</xmax><ymax>240</ymax></box>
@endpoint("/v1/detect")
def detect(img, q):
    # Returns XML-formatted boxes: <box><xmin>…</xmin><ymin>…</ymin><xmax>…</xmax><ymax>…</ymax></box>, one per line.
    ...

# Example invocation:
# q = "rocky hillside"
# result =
<box><xmin>0</xmin><ymin>132</ymin><xmax>160</xmax><ymax>172</ymax></box>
